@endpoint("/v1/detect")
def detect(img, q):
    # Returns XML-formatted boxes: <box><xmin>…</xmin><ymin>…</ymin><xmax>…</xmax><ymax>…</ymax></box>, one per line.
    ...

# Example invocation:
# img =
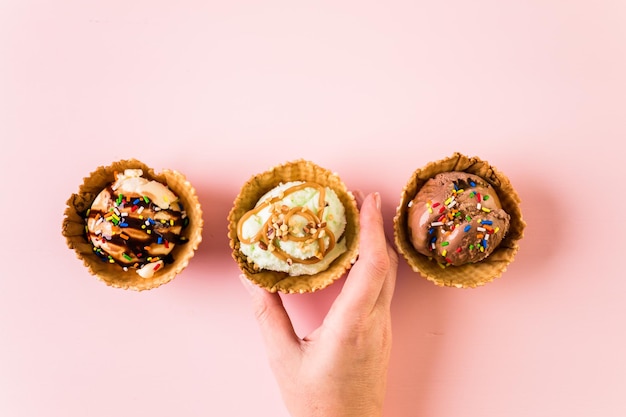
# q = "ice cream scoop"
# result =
<box><xmin>407</xmin><ymin>172</ymin><xmax>510</xmax><ymax>267</ymax></box>
<box><xmin>85</xmin><ymin>169</ymin><xmax>189</xmax><ymax>278</ymax></box>
<box><xmin>236</xmin><ymin>181</ymin><xmax>347</xmax><ymax>276</ymax></box>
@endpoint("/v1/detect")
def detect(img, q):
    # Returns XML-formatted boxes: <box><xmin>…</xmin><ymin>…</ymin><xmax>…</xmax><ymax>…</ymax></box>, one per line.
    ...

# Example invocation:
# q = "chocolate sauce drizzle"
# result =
<box><xmin>83</xmin><ymin>187</ymin><xmax>188</xmax><ymax>270</ymax></box>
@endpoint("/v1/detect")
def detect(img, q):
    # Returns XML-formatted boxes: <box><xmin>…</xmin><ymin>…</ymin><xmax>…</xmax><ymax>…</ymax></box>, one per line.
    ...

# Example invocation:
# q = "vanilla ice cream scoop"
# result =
<box><xmin>236</xmin><ymin>181</ymin><xmax>347</xmax><ymax>276</ymax></box>
<box><xmin>85</xmin><ymin>169</ymin><xmax>189</xmax><ymax>278</ymax></box>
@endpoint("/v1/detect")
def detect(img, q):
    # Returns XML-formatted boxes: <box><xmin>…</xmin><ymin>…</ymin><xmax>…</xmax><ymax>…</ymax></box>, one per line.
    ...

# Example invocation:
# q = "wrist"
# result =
<box><xmin>286</xmin><ymin>399</ymin><xmax>383</xmax><ymax>417</ymax></box>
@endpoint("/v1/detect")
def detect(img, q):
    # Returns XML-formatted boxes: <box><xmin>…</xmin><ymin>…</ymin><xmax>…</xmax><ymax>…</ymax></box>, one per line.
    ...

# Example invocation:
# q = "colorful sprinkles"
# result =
<box><xmin>84</xmin><ymin>188</ymin><xmax>189</xmax><ymax>274</ymax></box>
<box><xmin>423</xmin><ymin>177</ymin><xmax>500</xmax><ymax>267</ymax></box>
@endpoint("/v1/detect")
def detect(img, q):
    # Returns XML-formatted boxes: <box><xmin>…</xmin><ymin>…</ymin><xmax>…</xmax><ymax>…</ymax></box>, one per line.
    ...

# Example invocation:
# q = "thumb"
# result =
<box><xmin>239</xmin><ymin>275</ymin><xmax>301</xmax><ymax>361</ymax></box>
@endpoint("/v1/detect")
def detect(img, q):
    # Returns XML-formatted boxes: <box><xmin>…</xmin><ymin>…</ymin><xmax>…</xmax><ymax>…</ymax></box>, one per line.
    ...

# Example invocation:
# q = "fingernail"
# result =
<box><xmin>373</xmin><ymin>192</ymin><xmax>381</xmax><ymax>210</ymax></box>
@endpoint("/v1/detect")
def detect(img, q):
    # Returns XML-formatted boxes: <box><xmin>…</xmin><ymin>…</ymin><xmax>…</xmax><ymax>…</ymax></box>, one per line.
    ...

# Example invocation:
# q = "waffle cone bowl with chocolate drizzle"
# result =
<box><xmin>394</xmin><ymin>152</ymin><xmax>525</xmax><ymax>288</ymax></box>
<box><xmin>228</xmin><ymin>160</ymin><xmax>360</xmax><ymax>293</ymax></box>
<box><xmin>62</xmin><ymin>159</ymin><xmax>203</xmax><ymax>291</ymax></box>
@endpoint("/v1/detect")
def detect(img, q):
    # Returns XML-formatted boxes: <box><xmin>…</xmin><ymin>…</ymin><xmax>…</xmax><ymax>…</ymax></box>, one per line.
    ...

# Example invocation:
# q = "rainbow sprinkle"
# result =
<box><xmin>421</xmin><ymin>176</ymin><xmax>502</xmax><ymax>267</ymax></box>
<box><xmin>83</xmin><ymin>185</ymin><xmax>189</xmax><ymax>274</ymax></box>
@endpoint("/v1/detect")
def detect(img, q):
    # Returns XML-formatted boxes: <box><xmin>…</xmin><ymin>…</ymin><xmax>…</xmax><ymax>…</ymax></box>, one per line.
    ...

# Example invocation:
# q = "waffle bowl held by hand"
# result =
<box><xmin>228</xmin><ymin>160</ymin><xmax>360</xmax><ymax>294</ymax></box>
<box><xmin>394</xmin><ymin>152</ymin><xmax>525</xmax><ymax>288</ymax></box>
<box><xmin>62</xmin><ymin>159</ymin><xmax>203</xmax><ymax>291</ymax></box>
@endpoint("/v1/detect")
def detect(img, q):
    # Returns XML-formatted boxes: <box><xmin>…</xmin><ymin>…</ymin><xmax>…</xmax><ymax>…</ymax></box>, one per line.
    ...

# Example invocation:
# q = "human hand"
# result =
<box><xmin>240</xmin><ymin>192</ymin><xmax>398</xmax><ymax>417</ymax></box>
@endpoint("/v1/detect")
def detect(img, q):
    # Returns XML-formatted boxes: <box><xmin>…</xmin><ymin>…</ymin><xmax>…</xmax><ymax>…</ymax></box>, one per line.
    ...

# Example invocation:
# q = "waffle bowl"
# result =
<box><xmin>228</xmin><ymin>160</ymin><xmax>360</xmax><ymax>293</ymax></box>
<box><xmin>394</xmin><ymin>152</ymin><xmax>525</xmax><ymax>288</ymax></box>
<box><xmin>62</xmin><ymin>159</ymin><xmax>203</xmax><ymax>291</ymax></box>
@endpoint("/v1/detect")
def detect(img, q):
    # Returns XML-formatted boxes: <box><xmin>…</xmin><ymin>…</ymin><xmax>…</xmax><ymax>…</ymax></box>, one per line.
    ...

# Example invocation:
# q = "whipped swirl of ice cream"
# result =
<box><xmin>236</xmin><ymin>181</ymin><xmax>347</xmax><ymax>276</ymax></box>
<box><xmin>407</xmin><ymin>172</ymin><xmax>510</xmax><ymax>267</ymax></box>
<box><xmin>84</xmin><ymin>169</ymin><xmax>188</xmax><ymax>278</ymax></box>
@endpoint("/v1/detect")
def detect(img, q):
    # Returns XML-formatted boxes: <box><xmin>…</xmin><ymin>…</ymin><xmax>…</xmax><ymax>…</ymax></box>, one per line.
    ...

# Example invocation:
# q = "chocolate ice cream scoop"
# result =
<box><xmin>407</xmin><ymin>172</ymin><xmax>510</xmax><ymax>267</ymax></box>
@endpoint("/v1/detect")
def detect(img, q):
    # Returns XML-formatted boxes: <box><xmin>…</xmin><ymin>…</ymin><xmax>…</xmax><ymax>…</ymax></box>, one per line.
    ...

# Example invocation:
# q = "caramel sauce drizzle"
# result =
<box><xmin>236</xmin><ymin>182</ymin><xmax>336</xmax><ymax>265</ymax></box>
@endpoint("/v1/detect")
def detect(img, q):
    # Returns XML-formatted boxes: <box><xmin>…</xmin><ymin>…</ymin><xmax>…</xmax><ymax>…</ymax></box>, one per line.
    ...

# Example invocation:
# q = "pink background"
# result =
<box><xmin>1</xmin><ymin>1</ymin><xmax>625</xmax><ymax>416</ymax></box>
